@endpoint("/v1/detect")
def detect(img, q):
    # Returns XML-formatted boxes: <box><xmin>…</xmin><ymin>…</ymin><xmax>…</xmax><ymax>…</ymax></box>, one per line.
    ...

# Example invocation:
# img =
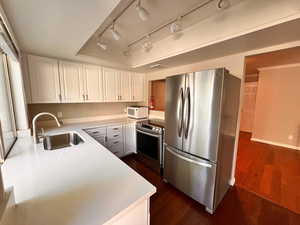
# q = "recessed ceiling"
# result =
<box><xmin>78</xmin><ymin>0</ymin><xmax>244</xmax><ymax>64</ymax></box>
<box><xmin>0</xmin><ymin>0</ymin><xmax>122</xmax><ymax>66</ymax></box>
<box><xmin>136</xmin><ymin>18</ymin><xmax>300</xmax><ymax>73</ymax></box>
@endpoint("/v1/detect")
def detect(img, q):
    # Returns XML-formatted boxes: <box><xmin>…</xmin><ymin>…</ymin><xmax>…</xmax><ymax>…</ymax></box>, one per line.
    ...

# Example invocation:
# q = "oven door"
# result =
<box><xmin>136</xmin><ymin>128</ymin><xmax>162</xmax><ymax>168</ymax></box>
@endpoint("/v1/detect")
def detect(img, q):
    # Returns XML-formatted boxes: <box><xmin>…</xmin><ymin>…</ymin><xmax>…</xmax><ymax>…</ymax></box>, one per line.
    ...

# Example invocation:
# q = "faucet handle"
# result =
<box><xmin>37</xmin><ymin>128</ymin><xmax>45</xmax><ymax>142</ymax></box>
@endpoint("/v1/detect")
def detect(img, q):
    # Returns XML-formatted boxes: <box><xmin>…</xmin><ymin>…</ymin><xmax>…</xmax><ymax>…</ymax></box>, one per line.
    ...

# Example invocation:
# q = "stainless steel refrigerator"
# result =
<box><xmin>164</xmin><ymin>68</ymin><xmax>241</xmax><ymax>214</ymax></box>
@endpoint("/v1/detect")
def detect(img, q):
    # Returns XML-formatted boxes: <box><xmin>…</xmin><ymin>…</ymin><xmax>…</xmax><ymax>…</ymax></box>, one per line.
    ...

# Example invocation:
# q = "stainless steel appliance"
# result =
<box><xmin>127</xmin><ymin>106</ymin><xmax>149</xmax><ymax>119</ymax></box>
<box><xmin>164</xmin><ymin>68</ymin><xmax>241</xmax><ymax>214</ymax></box>
<box><xmin>136</xmin><ymin>119</ymin><xmax>164</xmax><ymax>174</ymax></box>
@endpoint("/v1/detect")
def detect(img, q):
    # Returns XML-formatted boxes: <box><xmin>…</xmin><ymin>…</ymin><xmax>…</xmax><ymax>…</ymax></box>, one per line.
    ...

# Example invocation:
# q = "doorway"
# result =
<box><xmin>236</xmin><ymin>46</ymin><xmax>300</xmax><ymax>214</ymax></box>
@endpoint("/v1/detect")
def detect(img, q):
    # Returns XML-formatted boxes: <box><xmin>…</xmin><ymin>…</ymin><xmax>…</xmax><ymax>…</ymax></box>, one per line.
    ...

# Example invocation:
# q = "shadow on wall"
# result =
<box><xmin>297</xmin><ymin>125</ymin><xmax>300</xmax><ymax>147</ymax></box>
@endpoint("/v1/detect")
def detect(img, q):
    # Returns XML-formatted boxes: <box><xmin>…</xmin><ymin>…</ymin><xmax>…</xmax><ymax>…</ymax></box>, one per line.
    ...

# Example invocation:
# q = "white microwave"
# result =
<box><xmin>127</xmin><ymin>106</ymin><xmax>149</xmax><ymax>119</ymax></box>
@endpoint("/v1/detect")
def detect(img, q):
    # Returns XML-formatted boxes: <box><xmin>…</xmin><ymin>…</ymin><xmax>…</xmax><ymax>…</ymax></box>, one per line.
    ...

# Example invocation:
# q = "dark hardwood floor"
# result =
<box><xmin>122</xmin><ymin>132</ymin><xmax>300</xmax><ymax>225</ymax></box>
<box><xmin>236</xmin><ymin>132</ymin><xmax>300</xmax><ymax>215</ymax></box>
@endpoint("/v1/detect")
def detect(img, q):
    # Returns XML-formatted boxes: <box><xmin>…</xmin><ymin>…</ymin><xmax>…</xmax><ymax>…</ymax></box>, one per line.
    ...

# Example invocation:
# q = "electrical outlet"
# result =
<box><xmin>288</xmin><ymin>135</ymin><xmax>293</xmax><ymax>140</ymax></box>
<box><xmin>57</xmin><ymin>112</ymin><xmax>63</xmax><ymax>118</ymax></box>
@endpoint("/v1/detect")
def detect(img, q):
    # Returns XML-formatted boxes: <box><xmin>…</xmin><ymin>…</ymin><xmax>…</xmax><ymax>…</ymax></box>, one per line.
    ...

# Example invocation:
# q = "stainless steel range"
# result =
<box><xmin>136</xmin><ymin>119</ymin><xmax>165</xmax><ymax>174</ymax></box>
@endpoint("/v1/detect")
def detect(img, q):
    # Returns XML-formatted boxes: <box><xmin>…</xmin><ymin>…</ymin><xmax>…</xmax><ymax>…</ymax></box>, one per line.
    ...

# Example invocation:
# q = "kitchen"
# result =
<box><xmin>0</xmin><ymin>0</ymin><xmax>300</xmax><ymax>225</ymax></box>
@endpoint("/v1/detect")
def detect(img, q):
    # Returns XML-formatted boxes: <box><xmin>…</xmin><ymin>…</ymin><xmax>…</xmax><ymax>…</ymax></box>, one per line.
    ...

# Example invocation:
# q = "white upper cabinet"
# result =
<box><xmin>26</xmin><ymin>55</ymin><xmax>146</xmax><ymax>104</ymax></box>
<box><xmin>83</xmin><ymin>65</ymin><xmax>104</xmax><ymax>102</ymax></box>
<box><xmin>59</xmin><ymin>61</ymin><xmax>85</xmax><ymax>103</ymax></box>
<box><xmin>103</xmin><ymin>67</ymin><xmax>119</xmax><ymax>102</ymax></box>
<box><xmin>27</xmin><ymin>55</ymin><xmax>61</xmax><ymax>103</ymax></box>
<box><xmin>132</xmin><ymin>73</ymin><xmax>145</xmax><ymax>102</ymax></box>
<box><xmin>119</xmin><ymin>71</ymin><xmax>131</xmax><ymax>102</ymax></box>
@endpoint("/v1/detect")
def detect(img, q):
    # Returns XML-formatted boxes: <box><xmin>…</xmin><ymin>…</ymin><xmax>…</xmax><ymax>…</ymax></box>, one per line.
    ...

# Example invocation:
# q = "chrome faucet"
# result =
<box><xmin>32</xmin><ymin>112</ymin><xmax>61</xmax><ymax>144</ymax></box>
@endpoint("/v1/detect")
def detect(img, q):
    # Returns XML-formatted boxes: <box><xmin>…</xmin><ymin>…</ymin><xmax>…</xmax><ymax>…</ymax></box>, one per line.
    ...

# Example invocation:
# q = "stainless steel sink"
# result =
<box><xmin>43</xmin><ymin>132</ymin><xmax>84</xmax><ymax>150</ymax></box>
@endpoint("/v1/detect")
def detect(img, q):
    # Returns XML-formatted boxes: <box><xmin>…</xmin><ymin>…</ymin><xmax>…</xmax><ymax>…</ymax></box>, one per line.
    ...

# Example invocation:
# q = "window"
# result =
<box><xmin>0</xmin><ymin>53</ymin><xmax>17</xmax><ymax>158</ymax></box>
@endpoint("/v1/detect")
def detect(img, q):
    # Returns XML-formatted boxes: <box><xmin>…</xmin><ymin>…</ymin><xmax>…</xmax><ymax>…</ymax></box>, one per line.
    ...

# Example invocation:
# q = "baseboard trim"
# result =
<box><xmin>17</xmin><ymin>129</ymin><xmax>31</xmax><ymax>137</ymax></box>
<box><xmin>229</xmin><ymin>177</ymin><xmax>235</xmax><ymax>186</ymax></box>
<box><xmin>251</xmin><ymin>138</ymin><xmax>300</xmax><ymax>150</ymax></box>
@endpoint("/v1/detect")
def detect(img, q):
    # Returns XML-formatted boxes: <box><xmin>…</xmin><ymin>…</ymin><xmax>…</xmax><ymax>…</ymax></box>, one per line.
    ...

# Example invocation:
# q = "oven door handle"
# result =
<box><xmin>136</xmin><ymin>129</ymin><xmax>161</xmax><ymax>138</ymax></box>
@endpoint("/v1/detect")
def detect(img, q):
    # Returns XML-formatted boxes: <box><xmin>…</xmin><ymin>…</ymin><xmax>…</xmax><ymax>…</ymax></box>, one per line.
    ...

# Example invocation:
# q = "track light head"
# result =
<box><xmin>97</xmin><ymin>41</ymin><xmax>107</xmax><ymax>50</ymax></box>
<box><xmin>170</xmin><ymin>18</ymin><xmax>182</xmax><ymax>33</ymax></box>
<box><xmin>142</xmin><ymin>35</ymin><xmax>152</xmax><ymax>52</ymax></box>
<box><xmin>136</xmin><ymin>0</ymin><xmax>149</xmax><ymax>21</ymax></box>
<box><xmin>217</xmin><ymin>0</ymin><xmax>231</xmax><ymax>9</ymax></box>
<box><xmin>110</xmin><ymin>24</ymin><xmax>121</xmax><ymax>41</ymax></box>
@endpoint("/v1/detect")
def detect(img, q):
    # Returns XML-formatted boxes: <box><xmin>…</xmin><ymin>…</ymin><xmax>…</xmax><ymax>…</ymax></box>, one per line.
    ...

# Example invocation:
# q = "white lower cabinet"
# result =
<box><xmin>85</xmin><ymin>123</ymin><xmax>136</xmax><ymax>158</ymax></box>
<box><xmin>107</xmin><ymin>125</ymin><xmax>124</xmax><ymax>157</ymax></box>
<box><xmin>124</xmin><ymin>123</ymin><xmax>137</xmax><ymax>156</ymax></box>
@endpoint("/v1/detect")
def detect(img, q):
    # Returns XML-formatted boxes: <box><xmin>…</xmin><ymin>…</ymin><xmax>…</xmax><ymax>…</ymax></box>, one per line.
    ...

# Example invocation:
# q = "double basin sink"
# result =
<box><xmin>43</xmin><ymin>132</ymin><xmax>84</xmax><ymax>150</ymax></box>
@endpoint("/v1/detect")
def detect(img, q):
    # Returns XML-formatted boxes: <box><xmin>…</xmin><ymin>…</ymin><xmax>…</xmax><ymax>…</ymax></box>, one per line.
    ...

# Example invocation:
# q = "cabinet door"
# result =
<box><xmin>119</xmin><ymin>71</ymin><xmax>131</xmax><ymax>101</ymax></box>
<box><xmin>103</xmin><ymin>67</ymin><xmax>119</xmax><ymax>102</ymax></box>
<box><xmin>124</xmin><ymin>123</ymin><xmax>137</xmax><ymax>155</ymax></box>
<box><xmin>84</xmin><ymin>65</ymin><xmax>104</xmax><ymax>102</ymax></box>
<box><xmin>27</xmin><ymin>55</ymin><xmax>61</xmax><ymax>103</ymax></box>
<box><xmin>59</xmin><ymin>61</ymin><xmax>85</xmax><ymax>103</ymax></box>
<box><xmin>132</xmin><ymin>73</ymin><xmax>145</xmax><ymax>102</ymax></box>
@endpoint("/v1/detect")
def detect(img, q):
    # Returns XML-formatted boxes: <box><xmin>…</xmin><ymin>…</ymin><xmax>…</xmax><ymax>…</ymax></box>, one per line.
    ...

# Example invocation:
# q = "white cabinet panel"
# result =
<box><xmin>132</xmin><ymin>73</ymin><xmax>145</xmax><ymax>102</ymax></box>
<box><xmin>103</xmin><ymin>67</ymin><xmax>119</xmax><ymax>102</ymax></box>
<box><xmin>27</xmin><ymin>55</ymin><xmax>61</xmax><ymax>103</ymax></box>
<box><xmin>84</xmin><ymin>65</ymin><xmax>104</xmax><ymax>102</ymax></box>
<box><xmin>120</xmin><ymin>71</ymin><xmax>131</xmax><ymax>102</ymax></box>
<box><xmin>59</xmin><ymin>61</ymin><xmax>85</xmax><ymax>103</ymax></box>
<box><xmin>124</xmin><ymin>123</ymin><xmax>136</xmax><ymax>155</ymax></box>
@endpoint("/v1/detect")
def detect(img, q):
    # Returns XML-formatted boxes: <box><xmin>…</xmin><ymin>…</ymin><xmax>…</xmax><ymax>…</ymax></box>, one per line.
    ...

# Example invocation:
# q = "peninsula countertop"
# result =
<box><xmin>1</xmin><ymin>122</ymin><xmax>156</xmax><ymax>225</ymax></box>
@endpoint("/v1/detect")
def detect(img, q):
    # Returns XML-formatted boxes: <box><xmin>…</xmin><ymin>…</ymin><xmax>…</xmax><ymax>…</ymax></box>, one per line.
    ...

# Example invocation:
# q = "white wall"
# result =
<box><xmin>252</xmin><ymin>64</ymin><xmax>300</xmax><ymax>150</ymax></box>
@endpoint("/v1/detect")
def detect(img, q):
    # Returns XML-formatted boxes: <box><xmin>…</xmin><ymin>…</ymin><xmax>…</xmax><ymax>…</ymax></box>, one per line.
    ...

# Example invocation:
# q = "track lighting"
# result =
<box><xmin>97</xmin><ymin>41</ymin><xmax>107</xmax><ymax>50</ymax></box>
<box><xmin>217</xmin><ymin>0</ymin><xmax>230</xmax><ymax>9</ymax></box>
<box><xmin>142</xmin><ymin>35</ymin><xmax>152</xmax><ymax>52</ymax></box>
<box><xmin>136</xmin><ymin>0</ymin><xmax>149</xmax><ymax>21</ymax></box>
<box><xmin>110</xmin><ymin>24</ymin><xmax>121</xmax><ymax>41</ymax></box>
<box><xmin>170</xmin><ymin>17</ymin><xmax>182</xmax><ymax>33</ymax></box>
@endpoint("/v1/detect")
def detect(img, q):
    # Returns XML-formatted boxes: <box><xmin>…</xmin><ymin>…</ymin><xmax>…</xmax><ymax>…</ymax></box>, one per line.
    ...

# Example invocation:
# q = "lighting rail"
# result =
<box><xmin>97</xmin><ymin>0</ymin><xmax>227</xmax><ymax>50</ymax></box>
<box><xmin>128</xmin><ymin>0</ymin><xmax>215</xmax><ymax>48</ymax></box>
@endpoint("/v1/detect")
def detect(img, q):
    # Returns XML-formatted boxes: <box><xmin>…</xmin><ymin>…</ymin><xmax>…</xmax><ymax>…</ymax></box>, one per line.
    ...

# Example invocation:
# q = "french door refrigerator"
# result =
<box><xmin>164</xmin><ymin>68</ymin><xmax>241</xmax><ymax>214</ymax></box>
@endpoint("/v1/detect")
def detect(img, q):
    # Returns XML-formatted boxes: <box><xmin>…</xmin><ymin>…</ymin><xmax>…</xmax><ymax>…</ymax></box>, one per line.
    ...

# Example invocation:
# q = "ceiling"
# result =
<box><xmin>78</xmin><ymin>0</ymin><xmax>243</xmax><ymax>64</ymax></box>
<box><xmin>2</xmin><ymin>0</ymin><xmax>300</xmax><ymax>73</ymax></box>
<box><xmin>245</xmin><ymin>46</ymin><xmax>300</xmax><ymax>75</ymax></box>
<box><xmin>0</xmin><ymin>0</ymin><xmax>122</xmax><ymax>66</ymax></box>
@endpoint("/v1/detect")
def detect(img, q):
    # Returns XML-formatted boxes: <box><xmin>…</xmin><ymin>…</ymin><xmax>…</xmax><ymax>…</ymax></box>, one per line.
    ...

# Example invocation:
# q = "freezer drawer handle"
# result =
<box><xmin>166</xmin><ymin>147</ymin><xmax>212</xmax><ymax>168</ymax></box>
<box><xmin>178</xmin><ymin>88</ymin><xmax>184</xmax><ymax>137</ymax></box>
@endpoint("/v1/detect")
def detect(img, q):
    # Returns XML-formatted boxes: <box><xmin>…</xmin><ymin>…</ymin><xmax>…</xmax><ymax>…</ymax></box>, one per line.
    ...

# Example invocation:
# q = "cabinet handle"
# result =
<box><xmin>86</xmin><ymin>94</ymin><xmax>88</xmax><ymax>100</ymax></box>
<box><xmin>116</xmin><ymin>96</ymin><xmax>119</xmax><ymax>100</ymax></box>
<box><xmin>59</xmin><ymin>94</ymin><xmax>62</xmax><ymax>102</ymax></box>
<box><xmin>133</xmin><ymin>96</ymin><xmax>135</xmax><ymax>100</ymax></box>
<box><xmin>113</xmin><ymin>141</ymin><xmax>119</xmax><ymax>144</ymax></box>
<box><xmin>120</xmin><ymin>95</ymin><xmax>122</xmax><ymax>100</ymax></box>
<box><xmin>113</xmin><ymin>128</ymin><xmax>119</xmax><ymax>130</ymax></box>
<box><xmin>105</xmin><ymin>136</ymin><xmax>108</xmax><ymax>143</ymax></box>
<box><xmin>113</xmin><ymin>134</ymin><xmax>119</xmax><ymax>137</ymax></box>
<box><xmin>82</xmin><ymin>94</ymin><xmax>85</xmax><ymax>101</ymax></box>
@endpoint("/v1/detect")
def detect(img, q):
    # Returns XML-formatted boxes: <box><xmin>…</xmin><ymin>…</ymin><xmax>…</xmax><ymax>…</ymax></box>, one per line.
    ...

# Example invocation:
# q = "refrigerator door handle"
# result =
<box><xmin>166</xmin><ymin>146</ymin><xmax>212</xmax><ymax>168</ymax></box>
<box><xmin>178</xmin><ymin>88</ymin><xmax>184</xmax><ymax>137</ymax></box>
<box><xmin>184</xmin><ymin>87</ymin><xmax>191</xmax><ymax>138</ymax></box>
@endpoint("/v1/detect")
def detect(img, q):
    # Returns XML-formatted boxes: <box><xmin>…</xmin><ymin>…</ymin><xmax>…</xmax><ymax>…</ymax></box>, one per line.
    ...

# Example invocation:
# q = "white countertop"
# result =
<box><xmin>1</xmin><ymin>119</ymin><xmax>156</xmax><ymax>225</ymax></box>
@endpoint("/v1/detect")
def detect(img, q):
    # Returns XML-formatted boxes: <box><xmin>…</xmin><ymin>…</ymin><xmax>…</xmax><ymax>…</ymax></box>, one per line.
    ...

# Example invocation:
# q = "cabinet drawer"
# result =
<box><xmin>85</xmin><ymin>127</ymin><xmax>106</xmax><ymax>135</ymax></box>
<box><xmin>107</xmin><ymin>125</ymin><xmax>122</xmax><ymax>136</ymax></box>
<box><xmin>107</xmin><ymin>140</ymin><xmax>123</xmax><ymax>156</ymax></box>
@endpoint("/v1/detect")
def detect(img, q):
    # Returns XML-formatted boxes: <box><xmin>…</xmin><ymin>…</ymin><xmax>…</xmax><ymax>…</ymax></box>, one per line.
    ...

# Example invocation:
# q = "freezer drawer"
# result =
<box><xmin>164</xmin><ymin>145</ymin><xmax>217</xmax><ymax>211</ymax></box>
